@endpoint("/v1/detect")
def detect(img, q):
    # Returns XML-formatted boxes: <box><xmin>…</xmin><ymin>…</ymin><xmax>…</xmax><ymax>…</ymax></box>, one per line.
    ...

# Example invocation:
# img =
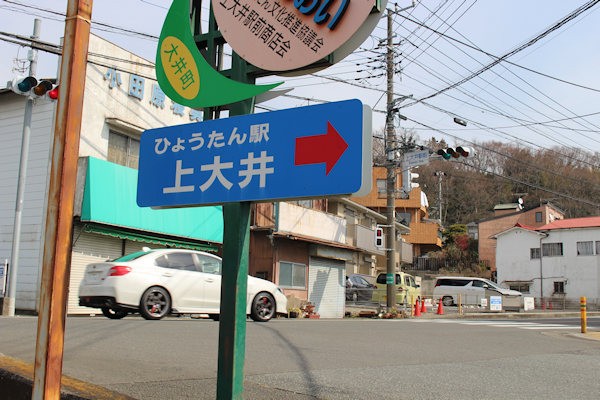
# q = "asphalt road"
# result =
<box><xmin>1</xmin><ymin>315</ymin><xmax>599</xmax><ymax>399</ymax></box>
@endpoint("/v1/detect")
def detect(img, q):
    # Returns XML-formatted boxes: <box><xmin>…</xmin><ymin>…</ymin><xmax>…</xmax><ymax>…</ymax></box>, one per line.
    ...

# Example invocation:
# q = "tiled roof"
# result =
<box><xmin>514</xmin><ymin>222</ymin><xmax>537</xmax><ymax>230</ymax></box>
<box><xmin>493</xmin><ymin>203</ymin><xmax>520</xmax><ymax>210</ymax></box>
<box><xmin>537</xmin><ymin>216</ymin><xmax>600</xmax><ymax>230</ymax></box>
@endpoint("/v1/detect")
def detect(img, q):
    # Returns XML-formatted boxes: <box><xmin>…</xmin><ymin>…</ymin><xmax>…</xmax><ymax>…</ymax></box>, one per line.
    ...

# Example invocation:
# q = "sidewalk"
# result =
<box><xmin>0</xmin><ymin>354</ymin><xmax>134</xmax><ymax>400</ymax></box>
<box><xmin>345</xmin><ymin>303</ymin><xmax>600</xmax><ymax>320</ymax></box>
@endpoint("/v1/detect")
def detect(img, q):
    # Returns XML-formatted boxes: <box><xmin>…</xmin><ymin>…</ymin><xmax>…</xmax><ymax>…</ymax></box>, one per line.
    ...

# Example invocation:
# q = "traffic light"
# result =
<box><xmin>402</xmin><ymin>168</ymin><xmax>419</xmax><ymax>196</ymax></box>
<box><xmin>375</xmin><ymin>226</ymin><xmax>384</xmax><ymax>248</ymax></box>
<box><xmin>436</xmin><ymin>146</ymin><xmax>474</xmax><ymax>160</ymax></box>
<box><xmin>9</xmin><ymin>76</ymin><xmax>57</xmax><ymax>99</ymax></box>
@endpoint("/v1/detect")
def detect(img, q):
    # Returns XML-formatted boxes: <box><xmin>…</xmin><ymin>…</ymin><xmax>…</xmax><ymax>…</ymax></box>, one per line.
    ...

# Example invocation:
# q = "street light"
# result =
<box><xmin>453</xmin><ymin>117</ymin><xmax>467</xmax><ymax>126</ymax></box>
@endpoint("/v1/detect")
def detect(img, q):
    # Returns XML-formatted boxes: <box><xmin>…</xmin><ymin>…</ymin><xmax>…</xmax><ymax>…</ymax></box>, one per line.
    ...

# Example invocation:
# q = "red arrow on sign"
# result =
<box><xmin>294</xmin><ymin>122</ymin><xmax>349</xmax><ymax>175</ymax></box>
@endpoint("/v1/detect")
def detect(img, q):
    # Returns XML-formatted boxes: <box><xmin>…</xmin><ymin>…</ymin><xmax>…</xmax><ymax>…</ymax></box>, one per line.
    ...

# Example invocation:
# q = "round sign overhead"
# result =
<box><xmin>212</xmin><ymin>0</ymin><xmax>376</xmax><ymax>71</ymax></box>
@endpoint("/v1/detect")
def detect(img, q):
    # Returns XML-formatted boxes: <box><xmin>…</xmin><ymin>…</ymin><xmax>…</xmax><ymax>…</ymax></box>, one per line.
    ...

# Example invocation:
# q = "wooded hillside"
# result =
<box><xmin>374</xmin><ymin>133</ymin><xmax>600</xmax><ymax>225</ymax></box>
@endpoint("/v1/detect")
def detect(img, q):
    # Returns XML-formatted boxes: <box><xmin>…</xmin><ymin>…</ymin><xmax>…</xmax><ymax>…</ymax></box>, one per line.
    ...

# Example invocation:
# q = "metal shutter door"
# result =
<box><xmin>124</xmin><ymin>240</ymin><xmax>167</xmax><ymax>255</ymax></box>
<box><xmin>308</xmin><ymin>257</ymin><xmax>345</xmax><ymax>318</ymax></box>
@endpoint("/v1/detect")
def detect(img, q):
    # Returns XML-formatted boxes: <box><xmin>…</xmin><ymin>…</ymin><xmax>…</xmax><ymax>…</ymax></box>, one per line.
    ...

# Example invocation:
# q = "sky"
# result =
<box><xmin>1</xmin><ymin>0</ymin><xmax>600</xmax><ymax>155</ymax></box>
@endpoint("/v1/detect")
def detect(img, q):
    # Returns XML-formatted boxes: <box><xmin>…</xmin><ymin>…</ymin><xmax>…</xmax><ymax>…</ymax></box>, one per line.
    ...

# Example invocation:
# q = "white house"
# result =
<box><xmin>495</xmin><ymin>217</ymin><xmax>600</xmax><ymax>307</ymax></box>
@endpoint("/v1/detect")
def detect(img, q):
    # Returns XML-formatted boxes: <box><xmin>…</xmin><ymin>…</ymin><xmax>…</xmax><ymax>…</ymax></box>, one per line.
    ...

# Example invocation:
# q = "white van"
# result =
<box><xmin>433</xmin><ymin>276</ymin><xmax>522</xmax><ymax>307</ymax></box>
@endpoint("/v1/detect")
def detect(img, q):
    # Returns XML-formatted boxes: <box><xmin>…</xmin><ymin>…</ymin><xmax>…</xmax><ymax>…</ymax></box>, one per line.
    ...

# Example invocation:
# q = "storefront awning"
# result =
<box><xmin>78</xmin><ymin>157</ymin><xmax>223</xmax><ymax>245</ymax></box>
<box><xmin>82</xmin><ymin>224</ymin><xmax>218</xmax><ymax>252</ymax></box>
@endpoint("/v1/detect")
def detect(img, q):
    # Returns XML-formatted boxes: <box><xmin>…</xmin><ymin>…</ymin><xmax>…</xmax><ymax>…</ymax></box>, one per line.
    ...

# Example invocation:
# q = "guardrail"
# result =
<box><xmin>345</xmin><ymin>292</ymin><xmax>600</xmax><ymax>315</ymax></box>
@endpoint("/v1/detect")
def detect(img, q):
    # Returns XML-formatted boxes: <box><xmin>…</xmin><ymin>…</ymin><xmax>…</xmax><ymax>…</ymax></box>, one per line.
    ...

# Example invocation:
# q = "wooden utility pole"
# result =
<box><xmin>32</xmin><ymin>1</ymin><xmax>92</xmax><ymax>398</ymax></box>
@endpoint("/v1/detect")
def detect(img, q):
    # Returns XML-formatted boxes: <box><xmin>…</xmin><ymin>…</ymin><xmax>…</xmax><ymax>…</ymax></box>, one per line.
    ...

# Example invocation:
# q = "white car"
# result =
<box><xmin>79</xmin><ymin>248</ymin><xmax>287</xmax><ymax>321</ymax></box>
<box><xmin>433</xmin><ymin>276</ymin><xmax>522</xmax><ymax>307</ymax></box>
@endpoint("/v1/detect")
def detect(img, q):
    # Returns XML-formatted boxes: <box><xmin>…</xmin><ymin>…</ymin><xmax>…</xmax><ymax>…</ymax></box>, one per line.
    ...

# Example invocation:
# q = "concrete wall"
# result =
<box><xmin>0</xmin><ymin>92</ymin><xmax>54</xmax><ymax>310</ymax></box>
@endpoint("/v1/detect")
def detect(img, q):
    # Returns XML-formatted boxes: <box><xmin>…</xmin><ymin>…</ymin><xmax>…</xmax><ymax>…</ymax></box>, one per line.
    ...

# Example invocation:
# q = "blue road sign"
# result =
<box><xmin>137</xmin><ymin>99</ymin><xmax>369</xmax><ymax>207</ymax></box>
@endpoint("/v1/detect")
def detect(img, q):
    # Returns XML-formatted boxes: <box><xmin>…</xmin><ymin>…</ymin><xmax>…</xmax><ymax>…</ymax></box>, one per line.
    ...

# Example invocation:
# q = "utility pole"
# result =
<box><xmin>32</xmin><ymin>1</ymin><xmax>92</xmax><ymax>398</ymax></box>
<box><xmin>2</xmin><ymin>19</ymin><xmax>41</xmax><ymax>317</ymax></box>
<box><xmin>384</xmin><ymin>10</ymin><xmax>396</xmax><ymax>309</ymax></box>
<box><xmin>383</xmin><ymin>3</ymin><xmax>414</xmax><ymax>309</ymax></box>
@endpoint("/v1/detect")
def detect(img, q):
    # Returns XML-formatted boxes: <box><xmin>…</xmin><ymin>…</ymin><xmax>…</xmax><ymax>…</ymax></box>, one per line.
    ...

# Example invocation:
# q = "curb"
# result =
<box><xmin>571</xmin><ymin>331</ymin><xmax>600</xmax><ymax>342</ymax></box>
<box><xmin>0</xmin><ymin>355</ymin><xmax>134</xmax><ymax>400</ymax></box>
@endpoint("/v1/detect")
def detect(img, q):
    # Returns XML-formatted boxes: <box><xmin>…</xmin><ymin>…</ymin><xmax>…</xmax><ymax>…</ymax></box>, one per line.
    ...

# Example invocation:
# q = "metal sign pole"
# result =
<box><xmin>216</xmin><ymin>50</ymin><xmax>254</xmax><ymax>399</ymax></box>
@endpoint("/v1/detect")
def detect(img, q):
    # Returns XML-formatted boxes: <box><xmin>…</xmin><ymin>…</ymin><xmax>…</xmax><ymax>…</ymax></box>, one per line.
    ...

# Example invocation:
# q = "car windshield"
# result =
<box><xmin>110</xmin><ymin>250</ymin><xmax>154</xmax><ymax>262</ymax></box>
<box><xmin>483</xmin><ymin>279</ymin><xmax>504</xmax><ymax>290</ymax></box>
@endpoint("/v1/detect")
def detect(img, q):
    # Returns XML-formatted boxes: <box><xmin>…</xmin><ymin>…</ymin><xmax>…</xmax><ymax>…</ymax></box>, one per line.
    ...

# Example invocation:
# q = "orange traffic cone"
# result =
<box><xmin>421</xmin><ymin>299</ymin><xmax>427</xmax><ymax>314</ymax></box>
<box><xmin>414</xmin><ymin>299</ymin><xmax>421</xmax><ymax>317</ymax></box>
<box><xmin>436</xmin><ymin>298</ymin><xmax>444</xmax><ymax>315</ymax></box>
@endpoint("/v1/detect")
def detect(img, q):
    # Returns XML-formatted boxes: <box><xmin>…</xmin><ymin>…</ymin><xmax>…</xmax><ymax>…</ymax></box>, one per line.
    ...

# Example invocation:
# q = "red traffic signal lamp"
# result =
<box><xmin>47</xmin><ymin>85</ymin><xmax>59</xmax><ymax>100</ymax></box>
<box><xmin>436</xmin><ymin>146</ymin><xmax>474</xmax><ymax>160</ymax></box>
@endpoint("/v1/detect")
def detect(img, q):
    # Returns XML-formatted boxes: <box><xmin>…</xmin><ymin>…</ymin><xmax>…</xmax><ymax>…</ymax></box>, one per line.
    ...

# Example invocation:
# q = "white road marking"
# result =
<box><xmin>414</xmin><ymin>319</ymin><xmax>578</xmax><ymax>330</ymax></box>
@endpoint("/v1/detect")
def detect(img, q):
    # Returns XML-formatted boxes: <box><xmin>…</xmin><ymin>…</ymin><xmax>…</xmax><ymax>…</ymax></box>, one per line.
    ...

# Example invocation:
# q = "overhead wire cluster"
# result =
<box><xmin>1</xmin><ymin>0</ymin><xmax>600</xmax><ymax>208</ymax></box>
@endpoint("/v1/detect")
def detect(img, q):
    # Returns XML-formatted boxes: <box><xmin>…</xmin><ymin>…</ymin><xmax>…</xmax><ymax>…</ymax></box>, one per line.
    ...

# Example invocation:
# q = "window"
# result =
<box><xmin>553</xmin><ymin>281</ymin><xmax>565</xmax><ymax>294</ymax></box>
<box><xmin>472</xmin><ymin>280</ymin><xmax>485</xmax><ymax>288</ymax></box>
<box><xmin>377</xmin><ymin>179</ymin><xmax>386</xmax><ymax>195</ymax></box>
<box><xmin>397</xmin><ymin>212</ymin><xmax>411</xmax><ymax>225</ymax></box>
<box><xmin>349</xmin><ymin>275</ymin><xmax>370</xmax><ymax>287</ymax></box>
<box><xmin>508</xmin><ymin>283</ymin><xmax>530</xmax><ymax>293</ymax></box>
<box><xmin>197</xmin><ymin>255</ymin><xmax>221</xmax><ymax>274</ymax></box>
<box><xmin>530</xmin><ymin>248</ymin><xmax>541</xmax><ymax>259</ymax></box>
<box><xmin>290</xmin><ymin>199</ymin><xmax>314</xmax><ymax>209</ymax></box>
<box><xmin>577</xmin><ymin>241</ymin><xmax>594</xmax><ymax>256</ymax></box>
<box><xmin>155</xmin><ymin>252</ymin><xmax>196</xmax><ymax>271</ymax></box>
<box><xmin>535</xmin><ymin>212</ymin><xmax>542</xmax><ymax>223</ymax></box>
<box><xmin>542</xmin><ymin>242</ymin><xmax>563</xmax><ymax>257</ymax></box>
<box><xmin>279</xmin><ymin>262</ymin><xmax>306</xmax><ymax>289</ymax></box>
<box><xmin>596</xmin><ymin>241</ymin><xmax>600</xmax><ymax>255</ymax></box>
<box><xmin>436</xmin><ymin>278</ymin><xmax>469</xmax><ymax>287</ymax></box>
<box><xmin>255</xmin><ymin>271</ymin><xmax>269</xmax><ymax>280</ymax></box>
<box><xmin>108</xmin><ymin>130</ymin><xmax>140</xmax><ymax>169</ymax></box>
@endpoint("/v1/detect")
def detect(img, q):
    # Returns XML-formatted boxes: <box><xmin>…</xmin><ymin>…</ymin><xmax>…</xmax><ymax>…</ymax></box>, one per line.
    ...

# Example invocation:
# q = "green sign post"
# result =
<box><xmin>153</xmin><ymin>1</ymin><xmax>383</xmax><ymax>398</ymax></box>
<box><xmin>155</xmin><ymin>2</ymin><xmax>263</xmax><ymax>398</ymax></box>
<box><xmin>215</xmin><ymin>51</ymin><xmax>255</xmax><ymax>399</ymax></box>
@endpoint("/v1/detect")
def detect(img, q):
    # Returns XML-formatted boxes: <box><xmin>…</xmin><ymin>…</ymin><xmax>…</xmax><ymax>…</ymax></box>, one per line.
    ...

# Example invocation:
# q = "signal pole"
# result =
<box><xmin>2</xmin><ymin>19</ymin><xmax>41</xmax><ymax>317</ymax></box>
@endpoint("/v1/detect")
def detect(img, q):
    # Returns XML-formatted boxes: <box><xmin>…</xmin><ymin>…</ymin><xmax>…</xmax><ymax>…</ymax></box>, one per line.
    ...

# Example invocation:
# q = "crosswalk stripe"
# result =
<box><xmin>414</xmin><ymin>319</ymin><xmax>576</xmax><ymax>330</ymax></box>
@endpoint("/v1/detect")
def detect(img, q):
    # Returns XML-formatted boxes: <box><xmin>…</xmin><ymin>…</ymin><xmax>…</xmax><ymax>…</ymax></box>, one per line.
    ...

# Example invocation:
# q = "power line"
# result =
<box><xmin>397</xmin><ymin>0</ymin><xmax>600</xmax><ymax>99</ymax></box>
<box><xmin>460</xmin><ymin>160</ymin><xmax>600</xmax><ymax>208</ymax></box>
<box><xmin>400</xmin><ymin>1</ymin><xmax>600</xmax><ymax>141</ymax></box>
<box><xmin>405</xmin><ymin>114</ymin><xmax>600</xmax><ymax>192</ymax></box>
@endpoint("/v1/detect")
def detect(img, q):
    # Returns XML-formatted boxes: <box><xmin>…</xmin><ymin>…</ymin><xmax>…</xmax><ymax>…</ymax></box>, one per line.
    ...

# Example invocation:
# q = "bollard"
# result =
<box><xmin>580</xmin><ymin>296</ymin><xmax>587</xmax><ymax>334</ymax></box>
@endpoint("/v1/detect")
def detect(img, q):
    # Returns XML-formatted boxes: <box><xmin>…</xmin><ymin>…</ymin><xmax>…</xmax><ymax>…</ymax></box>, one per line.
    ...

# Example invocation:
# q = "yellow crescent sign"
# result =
<box><xmin>156</xmin><ymin>0</ymin><xmax>282</xmax><ymax>108</ymax></box>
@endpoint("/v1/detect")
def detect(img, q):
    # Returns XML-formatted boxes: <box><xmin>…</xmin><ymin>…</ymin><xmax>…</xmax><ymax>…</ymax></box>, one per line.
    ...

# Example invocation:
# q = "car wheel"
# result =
<box><xmin>250</xmin><ymin>292</ymin><xmax>275</xmax><ymax>322</ymax></box>
<box><xmin>442</xmin><ymin>296</ymin><xmax>454</xmax><ymax>307</ymax></box>
<box><xmin>139</xmin><ymin>286</ymin><xmax>171</xmax><ymax>320</ymax></box>
<box><xmin>209</xmin><ymin>314</ymin><xmax>220</xmax><ymax>321</ymax></box>
<box><xmin>101</xmin><ymin>306</ymin><xmax>128</xmax><ymax>320</ymax></box>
